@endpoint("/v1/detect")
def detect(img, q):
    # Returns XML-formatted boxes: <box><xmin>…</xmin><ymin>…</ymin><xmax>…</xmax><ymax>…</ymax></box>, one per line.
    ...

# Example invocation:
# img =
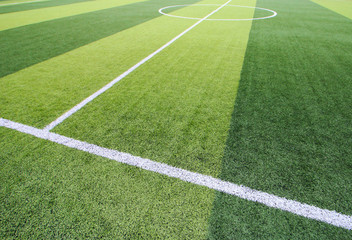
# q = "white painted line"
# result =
<box><xmin>159</xmin><ymin>4</ymin><xmax>277</xmax><ymax>21</ymax></box>
<box><xmin>43</xmin><ymin>0</ymin><xmax>233</xmax><ymax>132</ymax></box>
<box><xmin>0</xmin><ymin>0</ymin><xmax>47</xmax><ymax>7</ymax></box>
<box><xmin>1</xmin><ymin>117</ymin><xmax>352</xmax><ymax>230</ymax></box>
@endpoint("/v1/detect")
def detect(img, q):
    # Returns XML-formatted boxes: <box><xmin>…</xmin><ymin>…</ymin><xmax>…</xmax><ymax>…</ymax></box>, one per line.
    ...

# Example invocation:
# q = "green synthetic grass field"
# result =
<box><xmin>1</xmin><ymin>0</ymin><xmax>351</xmax><ymax>238</ymax></box>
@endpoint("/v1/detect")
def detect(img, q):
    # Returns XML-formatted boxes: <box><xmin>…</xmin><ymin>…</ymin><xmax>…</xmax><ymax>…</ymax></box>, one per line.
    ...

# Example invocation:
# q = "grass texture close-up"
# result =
<box><xmin>0</xmin><ymin>0</ymin><xmax>351</xmax><ymax>238</ymax></box>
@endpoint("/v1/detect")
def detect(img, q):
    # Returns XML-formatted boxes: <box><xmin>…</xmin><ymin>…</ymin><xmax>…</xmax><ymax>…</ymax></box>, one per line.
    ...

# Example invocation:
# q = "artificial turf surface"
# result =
<box><xmin>0</xmin><ymin>0</ymin><xmax>90</xmax><ymax>14</ymax></box>
<box><xmin>0</xmin><ymin>0</ymin><xmax>200</xmax><ymax>78</ymax></box>
<box><xmin>208</xmin><ymin>192</ymin><xmax>352</xmax><ymax>239</ymax></box>
<box><xmin>210</xmin><ymin>0</ymin><xmax>352</xmax><ymax>237</ymax></box>
<box><xmin>53</xmin><ymin>0</ymin><xmax>256</xmax><ymax>177</ymax></box>
<box><xmin>1</xmin><ymin>0</ymin><xmax>351</xmax><ymax>238</ymax></box>
<box><xmin>312</xmin><ymin>0</ymin><xmax>352</xmax><ymax>20</ymax></box>
<box><xmin>0</xmin><ymin>127</ymin><xmax>213</xmax><ymax>239</ymax></box>
<box><xmin>0</xmin><ymin>4</ymin><xmax>203</xmax><ymax>127</ymax></box>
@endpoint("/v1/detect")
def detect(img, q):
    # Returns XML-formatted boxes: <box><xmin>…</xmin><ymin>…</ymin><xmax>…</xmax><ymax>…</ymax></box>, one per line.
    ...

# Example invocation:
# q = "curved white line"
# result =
<box><xmin>159</xmin><ymin>4</ymin><xmax>277</xmax><ymax>21</ymax></box>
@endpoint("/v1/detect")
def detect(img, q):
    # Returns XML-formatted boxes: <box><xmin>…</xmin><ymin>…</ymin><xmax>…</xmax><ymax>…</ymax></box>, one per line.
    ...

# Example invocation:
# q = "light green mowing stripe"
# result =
<box><xmin>54</xmin><ymin>0</ymin><xmax>257</xmax><ymax>177</ymax></box>
<box><xmin>312</xmin><ymin>0</ymin><xmax>352</xmax><ymax>19</ymax></box>
<box><xmin>0</xmin><ymin>0</ymin><xmax>145</xmax><ymax>31</ymax></box>
<box><xmin>0</xmin><ymin>127</ymin><xmax>214</xmax><ymax>238</ymax></box>
<box><xmin>0</xmin><ymin>8</ymin><xmax>199</xmax><ymax>127</ymax></box>
<box><xmin>0</xmin><ymin>0</ymin><xmax>201</xmax><ymax>78</ymax></box>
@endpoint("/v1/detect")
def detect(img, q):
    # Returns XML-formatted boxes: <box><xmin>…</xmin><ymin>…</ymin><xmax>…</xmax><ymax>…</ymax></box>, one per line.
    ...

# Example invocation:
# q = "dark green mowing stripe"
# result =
<box><xmin>0</xmin><ymin>0</ymin><xmax>200</xmax><ymax>78</ymax></box>
<box><xmin>209</xmin><ymin>0</ymin><xmax>352</xmax><ymax>238</ymax></box>
<box><xmin>208</xmin><ymin>193</ymin><xmax>352</xmax><ymax>239</ymax></box>
<box><xmin>0</xmin><ymin>0</ymin><xmax>91</xmax><ymax>15</ymax></box>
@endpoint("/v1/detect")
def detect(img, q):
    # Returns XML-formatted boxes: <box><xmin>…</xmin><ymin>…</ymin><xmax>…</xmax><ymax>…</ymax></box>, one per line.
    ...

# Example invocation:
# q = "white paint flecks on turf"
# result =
<box><xmin>1</xmin><ymin>117</ymin><xmax>352</xmax><ymax>230</ymax></box>
<box><xmin>159</xmin><ymin>4</ymin><xmax>277</xmax><ymax>21</ymax></box>
<box><xmin>43</xmin><ymin>0</ymin><xmax>234</xmax><ymax>131</ymax></box>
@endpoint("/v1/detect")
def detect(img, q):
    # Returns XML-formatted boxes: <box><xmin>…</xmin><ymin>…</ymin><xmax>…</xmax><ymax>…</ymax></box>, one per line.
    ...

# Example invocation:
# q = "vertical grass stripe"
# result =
<box><xmin>209</xmin><ymin>0</ymin><xmax>352</xmax><ymax>238</ymax></box>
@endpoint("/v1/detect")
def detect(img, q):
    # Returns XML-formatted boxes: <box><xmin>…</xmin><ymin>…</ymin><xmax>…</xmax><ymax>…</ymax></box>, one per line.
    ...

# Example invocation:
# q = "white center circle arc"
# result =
<box><xmin>159</xmin><ymin>4</ymin><xmax>277</xmax><ymax>21</ymax></box>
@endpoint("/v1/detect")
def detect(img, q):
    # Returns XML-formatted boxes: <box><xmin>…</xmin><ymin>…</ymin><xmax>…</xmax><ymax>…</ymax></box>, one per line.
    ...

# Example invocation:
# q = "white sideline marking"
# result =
<box><xmin>0</xmin><ymin>0</ymin><xmax>47</xmax><ymax>7</ymax></box>
<box><xmin>43</xmin><ymin>0</ymin><xmax>233</xmax><ymax>131</ymax></box>
<box><xmin>1</xmin><ymin>118</ymin><xmax>352</xmax><ymax>230</ymax></box>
